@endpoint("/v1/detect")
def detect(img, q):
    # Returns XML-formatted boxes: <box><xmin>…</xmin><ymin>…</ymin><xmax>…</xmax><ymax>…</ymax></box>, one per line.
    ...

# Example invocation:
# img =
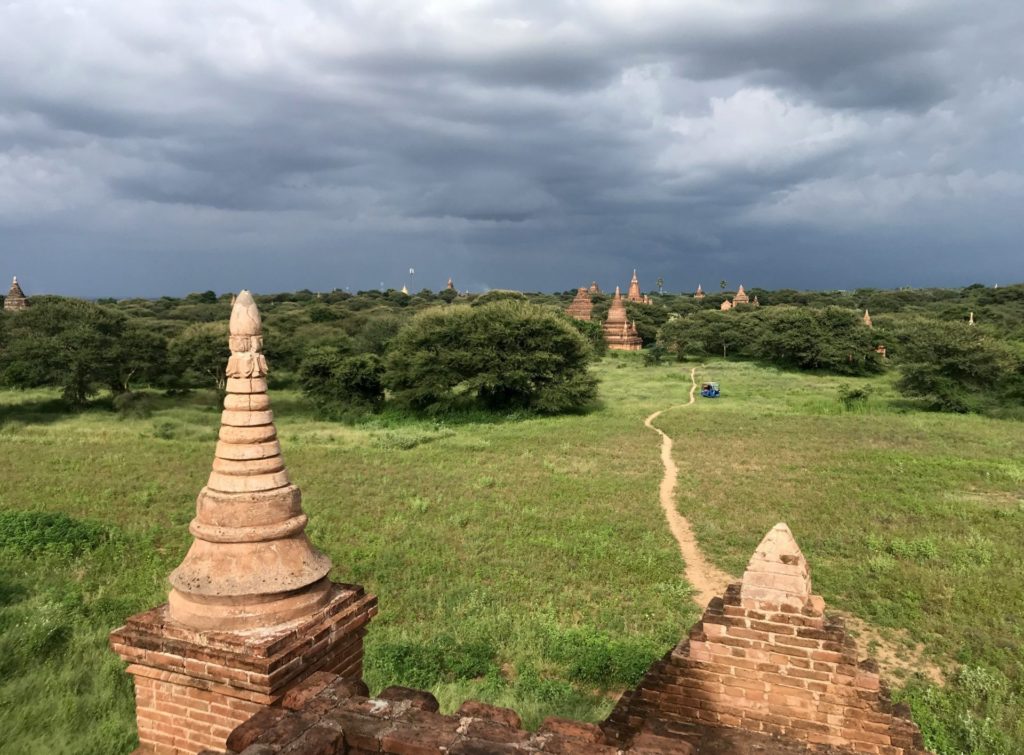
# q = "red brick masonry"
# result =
<box><xmin>110</xmin><ymin>584</ymin><xmax>376</xmax><ymax>754</ymax></box>
<box><xmin>604</xmin><ymin>582</ymin><xmax>926</xmax><ymax>754</ymax></box>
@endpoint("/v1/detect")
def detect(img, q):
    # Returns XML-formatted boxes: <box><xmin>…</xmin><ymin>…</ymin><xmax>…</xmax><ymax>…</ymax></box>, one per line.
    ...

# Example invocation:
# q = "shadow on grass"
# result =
<box><xmin>0</xmin><ymin>395</ymin><xmax>80</xmax><ymax>428</ymax></box>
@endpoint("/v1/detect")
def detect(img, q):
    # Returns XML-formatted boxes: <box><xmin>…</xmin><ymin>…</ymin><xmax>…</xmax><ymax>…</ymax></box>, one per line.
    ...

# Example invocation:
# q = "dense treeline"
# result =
<box><xmin>1</xmin><ymin>283</ymin><xmax>1022</xmax><ymax>417</ymax></box>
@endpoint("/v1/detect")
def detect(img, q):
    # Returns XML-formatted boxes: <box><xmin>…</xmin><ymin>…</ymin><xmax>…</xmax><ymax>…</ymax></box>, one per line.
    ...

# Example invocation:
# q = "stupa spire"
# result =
<box><xmin>4</xmin><ymin>275</ymin><xmax>28</xmax><ymax>311</ymax></box>
<box><xmin>739</xmin><ymin>523</ymin><xmax>812</xmax><ymax>610</ymax></box>
<box><xmin>863</xmin><ymin>309</ymin><xmax>873</xmax><ymax>327</ymax></box>
<box><xmin>168</xmin><ymin>290</ymin><xmax>333</xmax><ymax>630</ymax></box>
<box><xmin>627</xmin><ymin>270</ymin><xmax>643</xmax><ymax>303</ymax></box>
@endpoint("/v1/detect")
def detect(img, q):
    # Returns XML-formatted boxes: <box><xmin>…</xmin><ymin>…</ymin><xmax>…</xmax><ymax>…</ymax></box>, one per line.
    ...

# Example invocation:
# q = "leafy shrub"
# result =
<box><xmin>837</xmin><ymin>384</ymin><xmax>871</xmax><ymax>410</ymax></box>
<box><xmin>643</xmin><ymin>344</ymin><xmax>668</xmax><ymax>366</ymax></box>
<box><xmin>0</xmin><ymin>511</ymin><xmax>112</xmax><ymax>556</ymax></box>
<box><xmin>112</xmin><ymin>391</ymin><xmax>157</xmax><ymax>419</ymax></box>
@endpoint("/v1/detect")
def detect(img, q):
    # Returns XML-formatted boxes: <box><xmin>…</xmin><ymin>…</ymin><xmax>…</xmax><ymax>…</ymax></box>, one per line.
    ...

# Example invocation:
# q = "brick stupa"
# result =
<box><xmin>863</xmin><ymin>309</ymin><xmax>872</xmax><ymax>328</ymax></box>
<box><xmin>447</xmin><ymin>277</ymin><xmax>455</xmax><ymax>291</ymax></box>
<box><xmin>4</xmin><ymin>275</ymin><xmax>28</xmax><ymax>311</ymax></box>
<box><xmin>566</xmin><ymin>287</ymin><xmax>593</xmax><ymax>321</ymax></box>
<box><xmin>603</xmin><ymin>287</ymin><xmax>642</xmax><ymax>351</ymax></box>
<box><xmin>604</xmin><ymin>523</ymin><xmax>927</xmax><ymax>753</ymax></box>
<box><xmin>589</xmin><ymin>281</ymin><xmax>601</xmax><ymax>294</ymax></box>
<box><xmin>733</xmin><ymin>284</ymin><xmax>750</xmax><ymax>305</ymax></box>
<box><xmin>110</xmin><ymin>290</ymin><xmax>377</xmax><ymax>755</ymax></box>
<box><xmin>627</xmin><ymin>269</ymin><xmax>644</xmax><ymax>303</ymax></box>
<box><xmin>694</xmin><ymin>284</ymin><xmax>705</xmax><ymax>301</ymax></box>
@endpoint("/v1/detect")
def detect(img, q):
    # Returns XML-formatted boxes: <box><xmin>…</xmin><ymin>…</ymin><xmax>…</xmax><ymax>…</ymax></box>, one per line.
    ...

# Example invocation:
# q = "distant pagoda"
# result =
<box><xmin>733</xmin><ymin>284</ymin><xmax>749</xmax><ymax>305</ymax></box>
<box><xmin>694</xmin><ymin>284</ymin><xmax>705</xmax><ymax>301</ymax></box>
<box><xmin>4</xmin><ymin>276</ymin><xmax>28</xmax><ymax>312</ymax></box>
<box><xmin>863</xmin><ymin>309</ymin><xmax>873</xmax><ymax>327</ymax></box>
<box><xmin>720</xmin><ymin>299</ymin><xmax>733</xmax><ymax>311</ymax></box>
<box><xmin>446</xmin><ymin>277</ymin><xmax>455</xmax><ymax>291</ymax></box>
<box><xmin>566</xmin><ymin>287</ymin><xmax>593</xmax><ymax>321</ymax></box>
<box><xmin>603</xmin><ymin>287</ymin><xmax>642</xmax><ymax>351</ymax></box>
<box><xmin>626</xmin><ymin>269</ymin><xmax>644</xmax><ymax>303</ymax></box>
<box><xmin>588</xmin><ymin>281</ymin><xmax>600</xmax><ymax>294</ymax></box>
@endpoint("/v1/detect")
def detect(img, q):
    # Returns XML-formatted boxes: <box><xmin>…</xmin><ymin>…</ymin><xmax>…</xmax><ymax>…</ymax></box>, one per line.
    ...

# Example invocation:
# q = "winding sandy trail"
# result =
<box><xmin>644</xmin><ymin>367</ymin><xmax>734</xmax><ymax>608</ymax></box>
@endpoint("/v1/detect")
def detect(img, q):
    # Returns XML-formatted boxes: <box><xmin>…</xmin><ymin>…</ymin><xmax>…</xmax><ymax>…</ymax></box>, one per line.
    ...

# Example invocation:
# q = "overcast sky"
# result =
<box><xmin>1</xmin><ymin>1</ymin><xmax>1022</xmax><ymax>297</ymax></box>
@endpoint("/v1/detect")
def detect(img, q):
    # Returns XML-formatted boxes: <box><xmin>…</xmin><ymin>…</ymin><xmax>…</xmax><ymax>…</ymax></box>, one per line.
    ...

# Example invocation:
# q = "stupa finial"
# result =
<box><xmin>740</xmin><ymin>523</ymin><xmax>812</xmax><ymax>610</ymax></box>
<box><xmin>168</xmin><ymin>290</ymin><xmax>333</xmax><ymax>630</ymax></box>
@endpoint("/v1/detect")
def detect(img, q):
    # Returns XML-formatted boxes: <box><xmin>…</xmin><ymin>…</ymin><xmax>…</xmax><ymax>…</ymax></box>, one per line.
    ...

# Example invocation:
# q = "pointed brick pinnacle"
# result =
<box><xmin>739</xmin><ymin>523</ymin><xmax>813</xmax><ymax>609</ymax></box>
<box><xmin>168</xmin><ymin>290</ymin><xmax>333</xmax><ymax>631</ymax></box>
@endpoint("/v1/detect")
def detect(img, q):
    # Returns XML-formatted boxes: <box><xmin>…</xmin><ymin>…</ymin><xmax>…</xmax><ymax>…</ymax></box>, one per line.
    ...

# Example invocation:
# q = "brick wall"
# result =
<box><xmin>602</xmin><ymin>522</ymin><xmax>928</xmax><ymax>754</ymax></box>
<box><xmin>110</xmin><ymin>584</ymin><xmax>376</xmax><ymax>754</ymax></box>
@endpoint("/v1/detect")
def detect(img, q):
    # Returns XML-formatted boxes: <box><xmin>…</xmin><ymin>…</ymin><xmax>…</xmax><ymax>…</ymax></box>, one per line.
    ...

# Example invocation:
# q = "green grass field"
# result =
<box><xmin>1</xmin><ymin>355</ymin><xmax>1022</xmax><ymax>753</ymax></box>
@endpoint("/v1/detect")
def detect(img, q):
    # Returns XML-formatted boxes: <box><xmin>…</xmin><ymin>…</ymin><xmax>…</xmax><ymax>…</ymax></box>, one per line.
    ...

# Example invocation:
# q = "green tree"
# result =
<box><xmin>299</xmin><ymin>348</ymin><xmax>384</xmax><ymax>417</ymax></box>
<box><xmin>888</xmin><ymin>319</ymin><xmax>1019</xmax><ymax>412</ymax></box>
<box><xmin>168</xmin><ymin>322</ymin><xmax>228</xmax><ymax>390</ymax></box>
<box><xmin>756</xmin><ymin>307</ymin><xmax>881</xmax><ymax>375</ymax></box>
<box><xmin>1</xmin><ymin>298</ymin><xmax>128</xmax><ymax>404</ymax></box>
<box><xmin>111</xmin><ymin>323</ymin><xmax>171</xmax><ymax>393</ymax></box>
<box><xmin>384</xmin><ymin>301</ymin><xmax>597</xmax><ymax>414</ymax></box>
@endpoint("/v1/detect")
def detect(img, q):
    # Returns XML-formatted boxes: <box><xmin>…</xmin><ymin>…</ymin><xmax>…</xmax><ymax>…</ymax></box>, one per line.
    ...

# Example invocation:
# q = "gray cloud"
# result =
<box><xmin>0</xmin><ymin>0</ymin><xmax>1021</xmax><ymax>297</ymax></box>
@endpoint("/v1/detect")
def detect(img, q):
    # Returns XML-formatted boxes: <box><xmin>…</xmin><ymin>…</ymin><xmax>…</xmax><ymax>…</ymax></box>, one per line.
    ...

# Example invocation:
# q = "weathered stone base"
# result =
<box><xmin>110</xmin><ymin>583</ymin><xmax>376</xmax><ymax>754</ymax></box>
<box><xmin>607</xmin><ymin>342</ymin><xmax>642</xmax><ymax>351</ymax></box>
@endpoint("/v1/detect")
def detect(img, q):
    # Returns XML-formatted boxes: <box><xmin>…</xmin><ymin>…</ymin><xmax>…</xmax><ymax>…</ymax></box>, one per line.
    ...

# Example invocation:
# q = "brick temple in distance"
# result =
<box><xmin>602</xmin><ymin>286</ymin><xmax>643</xmax><ymax>351</ymax></box>
<box><xmin>111</xmin><ymin>292</ymin><xmax>928</xmax><ymax>754</ymax></box>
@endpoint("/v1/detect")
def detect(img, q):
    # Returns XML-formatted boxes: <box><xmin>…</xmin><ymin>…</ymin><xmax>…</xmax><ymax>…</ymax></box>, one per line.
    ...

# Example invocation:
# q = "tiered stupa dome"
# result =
<box><xmin>4</xmin><ymin>276</ymin><xmax>28</xmax><ymax>311</ymax></box>
<box><xmin>603</xmin><ymin>287</ymin><xmax>642</xmax><ymax>351</ymax></box>
<box><xmin>168</xmin><ymin>291</ymin><xmax>334</xmax><ymax>630</ymax></box>
<box><xmin>566</xmin><ymin>287</ymin><xmax>593</xmax><ymax>321</ymax></box>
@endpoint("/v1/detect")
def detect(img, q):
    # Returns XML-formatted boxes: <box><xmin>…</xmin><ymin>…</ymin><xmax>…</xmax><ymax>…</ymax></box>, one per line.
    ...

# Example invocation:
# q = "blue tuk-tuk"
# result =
<box><xmin>701</xmin><ymin>382</ymin><xmax>720</xmax><ymax>398</ymax></box>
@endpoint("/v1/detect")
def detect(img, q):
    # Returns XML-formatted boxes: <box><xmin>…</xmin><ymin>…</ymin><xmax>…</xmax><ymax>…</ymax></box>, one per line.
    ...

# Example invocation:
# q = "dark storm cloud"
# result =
<box><xmin>0</xmin><ymin>1</ymin><xmax>1021</xmax><ymax>297</ymax></box>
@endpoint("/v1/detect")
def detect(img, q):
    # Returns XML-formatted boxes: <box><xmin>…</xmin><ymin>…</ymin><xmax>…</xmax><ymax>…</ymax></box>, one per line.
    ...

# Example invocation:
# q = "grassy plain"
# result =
<box><xmin>1</xmin><ymin>356</ymin><xmax>1022</xmax><ymax>753</ymax></box>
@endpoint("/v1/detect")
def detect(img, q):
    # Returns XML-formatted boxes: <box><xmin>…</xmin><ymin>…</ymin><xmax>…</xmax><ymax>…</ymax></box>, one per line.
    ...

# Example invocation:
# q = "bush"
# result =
<box><xmin>565</xmin><ymin>317</ymin><xmax>607</xmax><ymax>358</ymax></box>
<box><xmin>643</xmin><ymin>344</ymin><xmax>668</xmax><ymax>366</ymax></box>
<box><xmin>112</xmin><ymin>391</ymin><xmax>157</xmax><ymax>419</ymax></box>
<box><xmin>299</xmin><ymin>348</ymin><xmax>385</xmax><ymax>418</ymax></box>
<box><xmin>837</xmin><ymin>384</ymin><xmax>871</xmax><ymax>410</ymax></box>
<box><xmin>384</xmin><ymin>301</ymin><xmax>598</xmax><ymax>414</ymax></box>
